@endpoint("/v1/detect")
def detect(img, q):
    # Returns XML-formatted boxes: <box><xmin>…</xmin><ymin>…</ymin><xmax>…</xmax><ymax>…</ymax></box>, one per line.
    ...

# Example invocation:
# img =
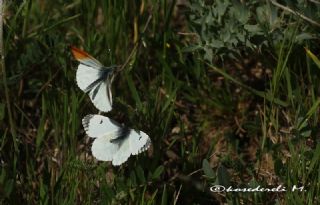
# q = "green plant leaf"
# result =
<box><xmin>202</xmin><ymin>159</ymin><xmax>215</xmax><ymax>178</ymax></box>
<box><xmin>305</xmin><ymin>47</ymin><xmax>320</xmax><ymax>69</ymax></box>
<box><xmin>152</xmin><ymin>165</ymin><xmax>164</xmax><ymax>180</ymax></box>
<box><xmin>135</xmin><ymin>165</ymin><xmax>146</xmax><ymax>184</ymax></box>
<box><xmin>161</xmin><ymin>184</ymin><xmax>167</xmax><ymax>205</ymax></box>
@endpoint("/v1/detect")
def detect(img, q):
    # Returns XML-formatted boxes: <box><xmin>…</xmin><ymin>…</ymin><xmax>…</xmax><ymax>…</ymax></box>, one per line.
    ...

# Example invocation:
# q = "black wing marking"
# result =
<box><xmin>83</xmin><ymin>69</ymin><xmax>113</xmax><ymax>93</ymax></box>
<box><xmin>139</xmin><ymin>137</ymin><xmax>151</xmax><ymax>152</ymax></box>
<box><xmin>91</xmin><ymin>82</ymin><xmax>102</xmax><ymax>100</ymax></box>
<box><xmin>110</xmin><ymin>126</ymin><xmax>131</xmax><ymax>144</ymax></box>
<box><xmin>82</xmin><ymin>114</ymin><xmax>94</xmax><ymax>132</ymax></box>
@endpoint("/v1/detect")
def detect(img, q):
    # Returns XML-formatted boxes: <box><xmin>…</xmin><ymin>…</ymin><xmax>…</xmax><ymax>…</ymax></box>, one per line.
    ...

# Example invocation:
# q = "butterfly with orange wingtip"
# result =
<box><xmin>71</xmin><ymin>46</ymin><xmax>117</xmax><ymax>112</ymax></box>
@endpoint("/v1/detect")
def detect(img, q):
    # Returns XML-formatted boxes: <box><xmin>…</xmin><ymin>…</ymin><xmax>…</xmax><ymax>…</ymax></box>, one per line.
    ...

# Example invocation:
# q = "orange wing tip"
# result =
<box><xmin>71</xmin><ymin>46</ymin><xmax>91</xmax><ymax>60</ymax></box>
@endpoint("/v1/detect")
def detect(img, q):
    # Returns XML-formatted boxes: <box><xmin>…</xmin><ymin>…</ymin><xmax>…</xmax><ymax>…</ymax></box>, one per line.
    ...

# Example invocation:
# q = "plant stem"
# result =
<box><xmin>0</xmin><ymin>0</ymin><xmax>18</xmax><ymax>149</ymax></box>
<box><xmin>270</xmin><ymin>0</ymin><xmax>320</xmax><ymax>27</ymax></box>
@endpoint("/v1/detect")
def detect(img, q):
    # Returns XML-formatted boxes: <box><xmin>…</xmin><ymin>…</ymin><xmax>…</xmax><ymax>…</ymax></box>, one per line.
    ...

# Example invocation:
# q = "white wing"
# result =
<box><xmin>88</xmin><ymin>81</ymin><xmax>112</xmax><ymax>112</ymax></box>
<box><xmin>129</xmin><ymin>130</ymin><xmax>151</xmax><ymax>155</ymax></box>
<box><xmin>76</xmin><ymin>64</ymin><xmax>102</xmax><ymax>92</ymax></box>
<box><xmin>91</xmin><ymin>136</ymin><xmax>119</xmax><ymax>161</ymax></box>
<box><xmin>82</xmin><ymin>114</ymin><xmax>119</xmax><ymax>139</ymax></box>
<box><xmin>112</xmin><ymin>136</ymin><xmax>132</xmax><ymax>166</ymax></box>
<box><xmin>76</xmin><ymin>64</ymin><xmax>113</xmax><ymax>112</ymax></box>
<box><xmin>112</xmin><ymin>130</ymin><xmax>151</xmax><ymax>166</ymax></box>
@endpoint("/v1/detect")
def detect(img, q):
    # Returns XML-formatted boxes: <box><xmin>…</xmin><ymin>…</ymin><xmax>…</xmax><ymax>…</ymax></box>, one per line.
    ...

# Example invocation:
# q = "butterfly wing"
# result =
<box><xmin>82</xmin><ymin>114</ymin><xmax>122</xmax><ymax>161</ymax></box>
<box><xmin>71</xmin><ymin>46</ymin><xmax>103</xmax><ymax>68</ymax></box>
<box><xmin>129</xmin><ymin>130</ymin><xmax>151</xmax><ymax>155</ymax></box>
<box><xmin>112</xmin><ymin>129</ymin><xmax>151</xmax><ymax>166</ymax></box>
<box><xmin>88</xmin><ymin>78</ymin><xmax>112</xmax><ymax>112</ymax></box>
<box><xmin>112</xmin><ymin>133</ymin><xmax>132</xmax><ymax>166</ymax></box>
<box><xmin>76</xmin><ymin>63</ymin><xmax>103</xmax><ymax>91</ymax></box>
<box><xmin>82</xmin><ymin>114</ymin><xmax>119</xmax><ymax>138</ymax></box>
<box><xmin>72</xmin><ymin>46</ymin><xmax>113</xmax><ymax>112</ymax></box>
<box><xmin>91</xmin><ymin>136</ymin><xmax>119</xmax><ymax>161</ymax></box>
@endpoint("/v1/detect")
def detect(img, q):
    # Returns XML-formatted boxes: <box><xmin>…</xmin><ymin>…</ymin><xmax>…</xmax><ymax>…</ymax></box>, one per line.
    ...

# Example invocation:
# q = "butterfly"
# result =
<box><xmin>71</xmin><ymin>46</ymin><xmax>117</xmax><ymax>112</ymax></box>
<box><xmin>82</xmin><ymin>114</ymin><xmax>151</xmax><ymax>166</ymax></box>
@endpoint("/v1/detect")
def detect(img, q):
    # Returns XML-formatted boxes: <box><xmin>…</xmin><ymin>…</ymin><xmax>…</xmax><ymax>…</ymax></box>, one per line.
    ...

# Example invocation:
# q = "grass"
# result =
<box><xmin>1</xmin><ymin>0</ymin><xmax>320</xmax><ymax>204</ymax></box>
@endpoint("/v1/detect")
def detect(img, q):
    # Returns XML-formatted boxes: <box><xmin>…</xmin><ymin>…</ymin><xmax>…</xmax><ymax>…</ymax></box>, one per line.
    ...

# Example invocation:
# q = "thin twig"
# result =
<box><xmin>177</xmin><ymin>32</ymin><xmax>197</xmax><ymax>36</ymax></box>
<box><xmin>35</xmin><ymin>68</ymin><xmax>61</xmax><ymax>100</ymax></box>
<box><xmin>270</xmin><ymin>0</ymin><xmax>320</xmax><ymax>27</ymax></box>
<box><xmin>308</xmin><ymin>0</ymin><xmax>320</xmax><ymax>5</ymax></box>
<box><xmin>173</xmin><ymin>184</ymin><xmax>182</xmax><ymax>205</ymax></box>
<box><xmin>14</xmin><ymin>103</ymin><xmax>36</xmax><ymax>129</ymax></box>
<box><xmin>188</xmin><ymin>169</ymin><xmax>202</xmax><ymax>176</ymax></box>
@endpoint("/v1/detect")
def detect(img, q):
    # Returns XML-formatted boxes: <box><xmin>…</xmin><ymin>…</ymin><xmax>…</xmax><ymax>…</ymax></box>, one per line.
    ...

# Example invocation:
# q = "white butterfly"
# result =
<box><xmin>82</xmin><ymin>114</ymin><xmax>151</xmax><ymax>166</ymax></box>
<box><xmin>71</xmin><ymin>46</ymin><xmax>116</xmax><ymax>112</ymax></box>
